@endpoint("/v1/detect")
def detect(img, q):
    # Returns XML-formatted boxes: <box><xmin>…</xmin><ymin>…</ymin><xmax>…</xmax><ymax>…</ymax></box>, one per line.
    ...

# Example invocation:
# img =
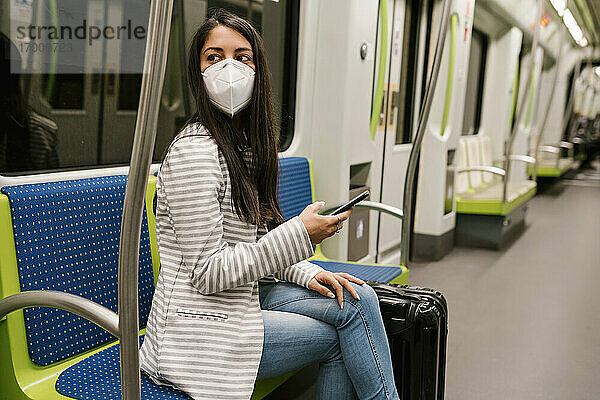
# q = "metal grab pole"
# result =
<box><xmin>566</xmin><ymin>61</ymin><xmax>583</xmax><ymax>142</ymax></box>
<box><xmin>400</xmin><ymin>0</ymin><xmax>453</xmax><ymax>266</ymax></box>
<box><xmin>118</xmin><ymin>1</ymin><xmax>174</xmax><ymax>399</ymax></box>
<box><xmin>502</xmin><ymin>0</ymin><xmax>542</xmax><ymax>203</ymax></box>
<box><xmin>532</xmin><ymin>36</ymin><xmax>564</xmax><ymax>182</ymax></box>
<box><xmin>0</xmin><ymin>291</ymin><xmax>119</xmax><ymax>337</ymax></box>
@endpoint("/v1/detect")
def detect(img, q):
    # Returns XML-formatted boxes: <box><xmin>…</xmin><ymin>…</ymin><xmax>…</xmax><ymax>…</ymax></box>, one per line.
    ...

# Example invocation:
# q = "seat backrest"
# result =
<box><xmin>465</xmin><ymin>136</ymin><xmax>483</xmax><ymax>189</ymax></box>
<box><xmin>456</xmin><ymin>138</ymin><xmax>470</xmax><ymax>194</ymax></box>
<box><xmin>277</xmin><ymin>157</ymin><xmax>314</xmax><ymax>221</ymax></box>
<box><xmin>0</xmin><ymin>175</ymin><xmax>155</xmax><ymax>366</ymax></box>
<box><xmin>478</xmin><ymin>135</ymin><xmax>494</xmax><ymax>184</ymax></box>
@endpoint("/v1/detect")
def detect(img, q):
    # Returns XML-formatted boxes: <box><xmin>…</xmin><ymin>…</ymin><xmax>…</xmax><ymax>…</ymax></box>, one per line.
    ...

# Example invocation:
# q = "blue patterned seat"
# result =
<box><xmin>0</xmin><ymin>176</ymin><xmax>167</xmax><ymax>399</ymax></box>
<box><xmin>0</xmin><ymin>174</ymin><xmax>292</xmax><ymax>399</ymax></box>
<box><xmin>309</xmin><ymin>260</ymin><xmax>407</xmax><ymax>283</ymax></box>
<box><xmin>1</xmin><ymin>176</ymin><xmax>155</xmax><ymax>367</ymax></box>
<box><xmin>56</xmin><ymin>336</ymin><xmax>191</xmax><ymax>399</ymax></box>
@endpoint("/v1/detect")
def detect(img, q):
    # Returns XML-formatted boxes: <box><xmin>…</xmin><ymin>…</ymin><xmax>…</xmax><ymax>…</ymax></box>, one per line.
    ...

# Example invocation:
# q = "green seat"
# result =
<box><xmin>454</xmin><ymin>136</ymin><xmax>536</xmax><ymax>248</ymax></box>
<box><xmin>456</xmin><ymin>181</ymin><xmax>537</xmax><ymax>215</ymax></box>
<box><xmin>456</xmin><ymin>136</ymin><xmax>537</xmax><ymax>216</ymax></box>
<box><xmin>0</xmin><ymin>177</ymin><xmax>158</xmax><ymax>400</ymax></box>
<box><xmin>527</xmin><ymin>158</ymin><xmax>573</xmax><ymax>177</ymax></box>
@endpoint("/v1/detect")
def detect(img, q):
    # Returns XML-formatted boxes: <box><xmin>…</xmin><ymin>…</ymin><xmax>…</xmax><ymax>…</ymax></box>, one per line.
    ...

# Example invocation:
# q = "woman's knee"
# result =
<box><xmin>337</xmin><ymin>283</ymin><xmax>380</xmax><ymax>324</ymax></box>
<box><xmin>353</xmin><ymin>283</ymin><xmax>380</xmax><ymax>310</ymax></box>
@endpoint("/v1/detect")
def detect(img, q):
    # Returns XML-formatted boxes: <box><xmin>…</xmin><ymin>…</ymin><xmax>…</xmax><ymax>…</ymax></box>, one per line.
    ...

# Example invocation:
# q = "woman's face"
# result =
<box><xmin>200</xmin><ymin>25</ymin><xmax>255</xmax><ymax>72</ymax></box>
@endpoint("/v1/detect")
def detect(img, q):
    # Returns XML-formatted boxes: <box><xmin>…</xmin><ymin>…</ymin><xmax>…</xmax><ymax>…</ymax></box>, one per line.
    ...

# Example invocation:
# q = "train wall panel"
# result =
<box><xmin>287</xmin><ymin>0</ymin><xmax>380</xmax><ymax>261</ymax></box>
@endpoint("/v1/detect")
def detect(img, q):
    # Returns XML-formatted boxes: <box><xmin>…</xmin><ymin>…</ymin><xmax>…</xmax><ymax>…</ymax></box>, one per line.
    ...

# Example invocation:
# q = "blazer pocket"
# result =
<box><xmin>176</xmin><ymin>308</ymin><xmax>228</xmax><ymax>321</ymax></box>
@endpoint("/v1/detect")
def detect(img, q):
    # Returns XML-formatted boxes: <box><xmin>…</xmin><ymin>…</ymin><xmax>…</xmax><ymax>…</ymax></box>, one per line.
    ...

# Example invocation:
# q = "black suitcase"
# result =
<box><xmin>367</xmin><ymin>282</ymin><xmax>448</xmax><ymax>400</ymax></box>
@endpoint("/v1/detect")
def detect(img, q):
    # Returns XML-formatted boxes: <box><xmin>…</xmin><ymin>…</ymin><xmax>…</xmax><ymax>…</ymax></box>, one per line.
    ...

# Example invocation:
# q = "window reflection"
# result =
<box><xmin>1</xmin><ymin>32</ymin><xmax>59</xmax><ymax>172</ymax></box>
<box><xmin>0</xmin><ymin>0</ymin><xmax>298</xmax><ymax>175</ymax></box>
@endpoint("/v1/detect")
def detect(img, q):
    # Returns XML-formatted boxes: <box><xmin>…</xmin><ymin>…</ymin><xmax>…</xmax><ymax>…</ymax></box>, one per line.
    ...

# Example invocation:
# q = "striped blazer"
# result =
<box><xmin>139</xmin><ymin>122</ymin><xmax>323</xmax><ymax>400</ymax></box>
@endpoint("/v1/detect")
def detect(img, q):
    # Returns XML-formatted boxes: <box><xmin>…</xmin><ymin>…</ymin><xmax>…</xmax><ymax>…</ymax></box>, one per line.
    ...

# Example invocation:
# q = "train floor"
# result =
<box><xmin>265</xmin><ymin>162</ymin><xmax>600</xmax><ymax>400</ymax></box>
<box><xmin>410</xmin><ymin>167</ymin><xmax>600</xmax><ymax>400</ymax></box>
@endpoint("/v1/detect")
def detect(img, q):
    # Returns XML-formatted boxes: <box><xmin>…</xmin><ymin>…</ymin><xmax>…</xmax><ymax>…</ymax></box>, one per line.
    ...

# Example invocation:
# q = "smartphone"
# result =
<box><xmin>328</xmin><ymin>190</ymin><xmax>370</xmax><ymax>215</ymax></box>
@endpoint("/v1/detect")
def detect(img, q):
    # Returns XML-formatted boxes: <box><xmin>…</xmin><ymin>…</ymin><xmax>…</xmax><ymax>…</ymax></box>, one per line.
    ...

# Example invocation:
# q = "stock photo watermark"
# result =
<box><xmin>9</xmin><ymin>0</ymin><xmax>149</xmax><ymax>74</ymax></box>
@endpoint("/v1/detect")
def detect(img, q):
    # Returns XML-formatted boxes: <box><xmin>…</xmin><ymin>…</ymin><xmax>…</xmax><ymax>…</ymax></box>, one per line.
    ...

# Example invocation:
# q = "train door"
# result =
<box><xmin>101</xmin><ymin>0</ymin><xmax>149</xmax><ymax>164</ymax></box>
<box><xmin>49</xmin><ymin>0</ymin><xmax>185</xmax><ymax>166</ymax></box>
<box><xmin>101</xmin><ymin>0</ymin><xmax>189</xmax><ymax>164</ymax></box>
<box><xmin>98</xmin><ymin>0</ymin><xmax>150</xmax><ymax>164</ymax></box>
<box><xmin>372</xmin><ymin>0</ymin><xmax>433</xmax><ymax>264</ymax></box>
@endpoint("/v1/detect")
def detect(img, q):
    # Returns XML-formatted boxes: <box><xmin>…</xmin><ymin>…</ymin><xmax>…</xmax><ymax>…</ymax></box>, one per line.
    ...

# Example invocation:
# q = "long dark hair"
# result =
<box><xmin>186</xmin><ymin>9</ymin><xmax>283</xmax><ymax>227</ymax></box>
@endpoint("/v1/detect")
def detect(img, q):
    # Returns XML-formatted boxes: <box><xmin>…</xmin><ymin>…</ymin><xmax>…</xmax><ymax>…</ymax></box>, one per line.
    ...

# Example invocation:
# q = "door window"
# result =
<box><xmin>462</xmin><ymin>28</ymin><xmax>488</xmax><ymax>136</ymax></box>
<box><xmin>395</xmin><ymin>0</ymin><xmax>431</xmax><ymax>144</ymax></box>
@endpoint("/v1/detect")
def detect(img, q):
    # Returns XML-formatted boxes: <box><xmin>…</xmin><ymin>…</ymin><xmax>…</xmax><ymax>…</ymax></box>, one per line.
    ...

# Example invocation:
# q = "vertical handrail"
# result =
<box><xmin>118</xmin><ymin>1</ymin><xmax>174</xmax><ymax>399</ymax></box>
<box><xmin>440</xmin><ymin>13</ymin><xmax>458</xmax><ymax>137</ymax></box>
<box><xmin>532</xmin><ymin>36</ymin><xmax>564</xmax><ymax>182</ymax></box>
<box><xmin>502</xmin><ymin>0</ymin><xmax>542</xmax><ymax>204</ymax></box>
<box><xmin>509</xmin><ymin>57</ymin><xmax>521</xmax><ymax>127</ymax></box>
<box><xmin>401</xmin><ymin>0</ymin><xmax>453</xmax><ymax>266</ymax></box>
<box><xmin>370</xmin><ymin>0</ymin><xmax>389</xmax><ymax>140</ymax></box>
<box><xmin>566</xmin><ymin>61</ymin><xmax>583</xmax><ymax>142</ymax></box>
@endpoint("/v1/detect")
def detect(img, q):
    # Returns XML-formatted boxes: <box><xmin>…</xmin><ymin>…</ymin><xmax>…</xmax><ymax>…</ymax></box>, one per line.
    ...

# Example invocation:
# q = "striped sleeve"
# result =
<box><xmin>274</xmin><ymin>260</ymin><xmax>324</xmax><ymax>288</ymax></box>
<box><xmin>257</xmin><ymin>224</ymin><xmax>324</xmax><ymax>288</ymax></box>
<box><xmin>161</xmin><ymin>137</ymin><xmax>314</xmax><ymax>295</ymax></box>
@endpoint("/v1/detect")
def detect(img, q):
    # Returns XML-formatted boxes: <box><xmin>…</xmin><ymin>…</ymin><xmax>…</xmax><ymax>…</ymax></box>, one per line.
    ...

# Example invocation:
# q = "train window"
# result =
<box><xmin>395</xmin><ymin>0</ymin><xmax>429</xmax><ymax>145</ymax></box>
<box><xmin>0</xmin><ymin>0</ymin><xmax>299</xmax><ymax>175</ymax></box>
<box><xmin>462</xmin><ymin>29</ymin><xmax>488</xmax><ymax>135</ymax></box>
<box><xmin>511</xmin><ymin>41</ymin><xmax>525</xmax><ymax>132</ymax></box>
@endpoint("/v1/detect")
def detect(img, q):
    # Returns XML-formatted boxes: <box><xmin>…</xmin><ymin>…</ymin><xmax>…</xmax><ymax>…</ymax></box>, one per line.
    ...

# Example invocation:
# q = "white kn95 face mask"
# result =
<box><xmin>202</xmin><ymin>58</ymin><xmax>255</xmax><ymax>117</ymax></box>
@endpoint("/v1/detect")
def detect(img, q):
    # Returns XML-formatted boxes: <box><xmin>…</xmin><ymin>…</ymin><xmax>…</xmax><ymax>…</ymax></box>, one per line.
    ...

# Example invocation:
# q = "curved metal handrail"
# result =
<box><xmin>502</xmin><ymin>0</ymin><xmax>542</xmax><ymax>203</ymax></box>
<box><xmin>538</xmin><ymin>145</ymin><xmax>560</xmax><ymax>154</ymax></box>
<box><xmin>401</xmin><ymin>0</ymin><xmax>453</xmax><ymax>266</ymax></box>
<box><xmin>501</xmin><ymin>154</ymin><xmax>536</xmax><ymax>165</ymax></box>
<box><xmin>323</xmin><ymin>200</ymin><xmax>404</xmax><ymax>220</ymax></box>
<box><xmin>0</xmin><ymin>291</ymin><xmax>119</xmax><ymax>337</ymax></box>
<box><xmin>558</xmin><ymin>141</ymin><xmax>574</xmax><ymax>149</ymax></box>
<box><xmin>117</xmin><ymin>1</ymin><xmax>174</xmax><ymax>399</ymax></box>
<box><xmin>457</xmin><ymin>166</ymin><xmax>506</xmax><ymax>176</ymax></box>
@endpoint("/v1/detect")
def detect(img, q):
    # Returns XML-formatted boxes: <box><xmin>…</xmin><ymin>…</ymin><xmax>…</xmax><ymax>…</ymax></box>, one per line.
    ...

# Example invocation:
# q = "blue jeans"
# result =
<box><xmin>257</xmin><ymin>281</ymin><xmax>400</xmax><ymax>400</ymax></box>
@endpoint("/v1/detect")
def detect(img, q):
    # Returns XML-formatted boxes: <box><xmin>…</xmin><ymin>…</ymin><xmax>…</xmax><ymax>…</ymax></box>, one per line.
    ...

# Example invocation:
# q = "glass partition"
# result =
<box><xmin>0</xmin><ymin>0</ymin><xmax>299</xmax><ymax>175</ymax></box>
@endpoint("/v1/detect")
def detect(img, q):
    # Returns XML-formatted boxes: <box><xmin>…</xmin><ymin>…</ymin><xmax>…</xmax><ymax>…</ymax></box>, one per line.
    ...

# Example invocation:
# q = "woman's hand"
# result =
<box><xmin>308</xmin><ymin>271</ymin><xmax>365</xmax><ymax>309</ymax></box>
<box><xmin>299</xmin><ymin>202</ymin><xmax>353</xmax><ymax>244</ymax></box>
